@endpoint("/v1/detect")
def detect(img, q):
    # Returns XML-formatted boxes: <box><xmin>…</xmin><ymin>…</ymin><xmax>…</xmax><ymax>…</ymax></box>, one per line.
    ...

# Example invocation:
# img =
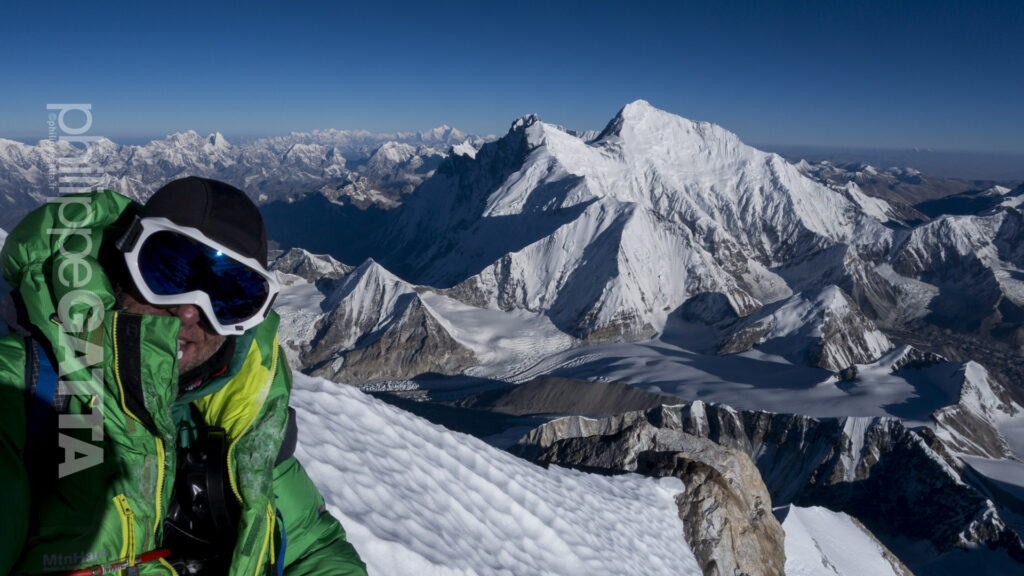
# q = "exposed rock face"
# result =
<box><xmin>514</xmin><ymin>401</ymin><xmax>1024</xmax><ymax>571</ymax></box>
<box><xmin>302</xmin><ymin>260</ymin><xmax>476</xmax><ymax>384</ymax></box>
<box><xmin>312</xmin><ymin>296</ymin><xmax>475</xmax><ymax>384</ymax></box>
<box><xmin>931</xmin><ymin>362</ymin><xmax>1017</xmax><ymax>458</ymax></box>
<box><xmin>522</xmin><ymin>413</ymin><xmax>785</xmax><ymax>576</ymax></box>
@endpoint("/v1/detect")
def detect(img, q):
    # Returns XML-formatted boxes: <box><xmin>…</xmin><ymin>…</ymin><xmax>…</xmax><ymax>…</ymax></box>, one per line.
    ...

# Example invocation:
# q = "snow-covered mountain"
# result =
<box><xmin>368</xmin><ymin>101</ymin><xmax>892</xmax><ymax>345</ymax></box>
<box><xmin>260</xmin><ymin>102</ymin><xmax>1022</xmax><ymax>403</ymax></box>
<box><xmin>262</xmin><ymin>101</ymin><xmax>1019</xmax><ymax>388</ymax></box>
<box><xmin>272</xmin><ymin>253</ymin><xmax>477</xmax><ymax>384</ymax></box>
<box><xmin>716</xmin><ymin>285</ymin><xmax>892</xmax><ymax>371</ymax></box>
<box><xmin>891</xmin><ymin>206</ymin><xmax>1024</xmax><ymax>343</ymax></box>
<box><xmin>0</xmin><ymin>127</ymin><xmax>483</xmax><ymax>229</ymax></box>
<box><xmin>272</xmin><ymin>247</ymin><xmax>353</xmax><ymax>283</ymax></box>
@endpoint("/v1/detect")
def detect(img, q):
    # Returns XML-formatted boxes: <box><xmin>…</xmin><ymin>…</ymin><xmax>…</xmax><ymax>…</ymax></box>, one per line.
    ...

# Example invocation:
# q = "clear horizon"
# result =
<box><xmin>2</xmin><ymin>1</ymin><xmax>1022</xmax><ymax>154</ymax></box>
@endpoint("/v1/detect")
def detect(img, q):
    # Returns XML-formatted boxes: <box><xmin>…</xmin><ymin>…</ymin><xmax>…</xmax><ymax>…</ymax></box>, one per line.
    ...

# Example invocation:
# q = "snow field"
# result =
<box><xmin>291</xmin><ymin>372</ymin><xmax>702</xmax><ymax>576</ymax></box>
<box><xmin>782</xmin><ymin>506</ymin><xmax>906</xmax><ymax>576</ymax></box>
<box><xmin>417</xmin><ymin>291</ymin><xmax>576</xmax><ymax>378</ymax></box>
<box><xmin>272</xmin><ymin>278</ymin><xmax>325</xmax><ymax>365</ymax></box>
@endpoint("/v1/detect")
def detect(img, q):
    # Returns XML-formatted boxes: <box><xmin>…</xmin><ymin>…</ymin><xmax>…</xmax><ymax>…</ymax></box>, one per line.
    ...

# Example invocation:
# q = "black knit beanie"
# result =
<box><xmin>141</xmin><ymin>176</ymin><xmax>269</xmax><ymax>268</ymax></box>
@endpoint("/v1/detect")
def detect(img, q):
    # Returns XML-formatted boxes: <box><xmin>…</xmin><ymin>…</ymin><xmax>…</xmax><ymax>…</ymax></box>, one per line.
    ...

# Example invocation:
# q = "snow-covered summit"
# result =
<box><xmin>382</xmin><ymin>101</ymin><xmax>891</xmax><ymax>340</ymax></box>
<box><xmin>207</xmin><ymin>131</ymin><xmax>229</xmax><ymax>149</ymax></box>
<box><xmin>596</xmin><ymin>99</ymin><xmax>735</xmax><ymax>151</ymax></box>
<box><xmin>414</xmin><ymin>124</ymin><xmax>468</xmax><ymax>143</ymax></box>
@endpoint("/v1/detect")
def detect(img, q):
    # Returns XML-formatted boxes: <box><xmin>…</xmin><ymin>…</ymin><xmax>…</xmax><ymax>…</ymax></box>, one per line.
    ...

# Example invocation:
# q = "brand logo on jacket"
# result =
<box><xmin>42</xmin><ymin>548</ymin><xmax>110</xmax><ymax>569</ymax></box>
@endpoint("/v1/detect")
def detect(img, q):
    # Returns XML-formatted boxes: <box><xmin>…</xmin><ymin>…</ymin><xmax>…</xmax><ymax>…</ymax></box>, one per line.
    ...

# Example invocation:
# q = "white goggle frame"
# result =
<box><xmin>118</xmin><ymin>216</ymin><xmax>280</xmax><ymax>336</ymax></box>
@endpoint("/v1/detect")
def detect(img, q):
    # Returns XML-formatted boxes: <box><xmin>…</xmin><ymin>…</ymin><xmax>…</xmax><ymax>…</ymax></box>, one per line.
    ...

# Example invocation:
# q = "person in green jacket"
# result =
<box><xmin>0</xmin><ymin>177</ymin><xmax>367</xmax><ymax>575</ymax></box>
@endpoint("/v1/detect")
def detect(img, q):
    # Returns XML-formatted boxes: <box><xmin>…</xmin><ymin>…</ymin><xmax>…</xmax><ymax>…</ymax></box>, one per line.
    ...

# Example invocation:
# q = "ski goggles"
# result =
<box><xmin>117</xmin><ymin>216</ymin><xmax>280</xmax><ymax>335</ymax></box>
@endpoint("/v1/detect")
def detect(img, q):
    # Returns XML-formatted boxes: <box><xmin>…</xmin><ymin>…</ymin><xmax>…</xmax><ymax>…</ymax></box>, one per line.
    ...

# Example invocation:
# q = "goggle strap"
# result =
<box><xmin>115</xmin><ymin>216</ymin><xmax>144</xmax><ymax>253</ymax></box>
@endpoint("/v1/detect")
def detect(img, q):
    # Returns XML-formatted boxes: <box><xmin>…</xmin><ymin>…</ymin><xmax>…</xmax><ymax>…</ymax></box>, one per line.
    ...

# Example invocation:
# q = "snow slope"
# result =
<box><xmin>291</xmin><ymin>371</ymin><xmax>909</xmax><ymax>575</ymax></box>
<box><xmin>508</xmin><ymin>338</ymin><xmax>999</xmax><ymax>424</ymax></box>
<box><xmin>782</xmin><ymin>506</ymin><xmax>910</xmax><ymax>576</ymax></box>
<box><xmin>291</xmin><ymin>372</ymin><xmax>701</xmax><ymax>576</ymax></box>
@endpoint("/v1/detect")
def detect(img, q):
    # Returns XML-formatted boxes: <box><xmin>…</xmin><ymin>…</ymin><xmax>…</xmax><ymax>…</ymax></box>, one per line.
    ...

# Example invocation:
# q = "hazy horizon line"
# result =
<box><xmin>3</xmin><ymin>131</ymin><xmax>1021</xmax><ymax>182</ymax></box>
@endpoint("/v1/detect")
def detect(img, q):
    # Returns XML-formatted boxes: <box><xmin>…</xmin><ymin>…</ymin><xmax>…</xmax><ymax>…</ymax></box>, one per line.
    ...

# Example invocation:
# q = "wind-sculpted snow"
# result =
<box><xmin>289</xmin><ymin>372</ymin><xmax>702</xmax><ymax>576</ymax></box>
<box><xmin>289</xmin><ymin>371</ymin><xmax>921</xmax><ymax>575</ymax></box>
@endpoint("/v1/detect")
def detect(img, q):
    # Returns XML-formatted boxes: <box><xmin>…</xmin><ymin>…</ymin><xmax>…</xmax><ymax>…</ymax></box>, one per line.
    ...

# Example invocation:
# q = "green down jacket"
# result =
<box><xmin>0</xmin><ymin>190</ymin><xmax>367</xmax><ymax>575</ymax></box>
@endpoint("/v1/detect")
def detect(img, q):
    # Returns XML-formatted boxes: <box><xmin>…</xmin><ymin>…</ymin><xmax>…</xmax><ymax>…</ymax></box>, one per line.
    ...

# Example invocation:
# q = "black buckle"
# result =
<box><xmin>115</xmin><ymin>216</ymin><xmax>144</xmax><ymax>253</ymax></box>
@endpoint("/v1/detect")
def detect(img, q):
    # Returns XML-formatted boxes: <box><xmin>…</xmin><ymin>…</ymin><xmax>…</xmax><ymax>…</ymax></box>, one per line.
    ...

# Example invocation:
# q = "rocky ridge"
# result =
<box><xmin>513</xmin><ymin>397</ymin><xmax>1024</xmax><ymax>573</ymax></box>
<box><xmin>521</xmin><ymin>415</ymin><xmax>786</xmax><ymax>576</ymax></box>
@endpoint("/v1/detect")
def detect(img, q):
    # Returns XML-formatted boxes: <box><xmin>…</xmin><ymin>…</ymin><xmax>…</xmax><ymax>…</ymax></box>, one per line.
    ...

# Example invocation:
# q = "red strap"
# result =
<box><xmin>62</xmin><ymin>549</ymin><xmax>171</xmax><ymax>576</ymax></box>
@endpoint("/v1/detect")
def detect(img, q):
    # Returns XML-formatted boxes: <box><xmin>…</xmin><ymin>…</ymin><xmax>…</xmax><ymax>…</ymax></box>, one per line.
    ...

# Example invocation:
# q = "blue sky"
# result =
<box><xmin>2</xmin><ymin>1</ymin><xmax>1022</xmax><ymax>153</ymax></box>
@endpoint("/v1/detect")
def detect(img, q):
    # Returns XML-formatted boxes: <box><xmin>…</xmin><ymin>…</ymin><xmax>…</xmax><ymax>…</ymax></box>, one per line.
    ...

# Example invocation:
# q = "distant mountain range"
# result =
<box><xmin>0</xmin><ymin>125</ymin><xmax>482</xmax><ymax>229</ymax></box>
<box><xmin>767</xmin><ymin>144</ymin><xmax>1024</xmax><ymax>182</ymax></box>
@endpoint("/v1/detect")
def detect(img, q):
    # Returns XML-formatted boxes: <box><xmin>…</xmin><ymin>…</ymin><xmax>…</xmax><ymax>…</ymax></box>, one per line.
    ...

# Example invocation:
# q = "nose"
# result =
<box><xmin>171</xmin><ymin>304</ymin><xmax>202</xmax><ymax>327</ymax></box>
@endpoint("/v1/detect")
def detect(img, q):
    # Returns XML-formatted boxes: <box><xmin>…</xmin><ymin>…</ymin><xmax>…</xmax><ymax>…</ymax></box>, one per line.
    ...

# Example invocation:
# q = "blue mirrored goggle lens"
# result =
<box><xmin>137</xmin><ymin>231</ymin><xmax>270</xmax><ymax>324</ymax></box>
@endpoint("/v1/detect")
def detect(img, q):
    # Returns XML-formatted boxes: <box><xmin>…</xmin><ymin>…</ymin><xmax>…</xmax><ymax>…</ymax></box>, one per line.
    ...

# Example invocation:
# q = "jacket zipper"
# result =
<box><xmin>154</xmin><ymin>436</ymin><xmax>166</xmax><ymax>537</ymax></box>
<box><xmin>254</xmin><ymin>503</ymin><xmax>276</xmax><ymax>576</ymax></box>
<box><xmin>113</xmin><ymin>494</ymin><xmax>136</xmax><ymax>566</ymax></box>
